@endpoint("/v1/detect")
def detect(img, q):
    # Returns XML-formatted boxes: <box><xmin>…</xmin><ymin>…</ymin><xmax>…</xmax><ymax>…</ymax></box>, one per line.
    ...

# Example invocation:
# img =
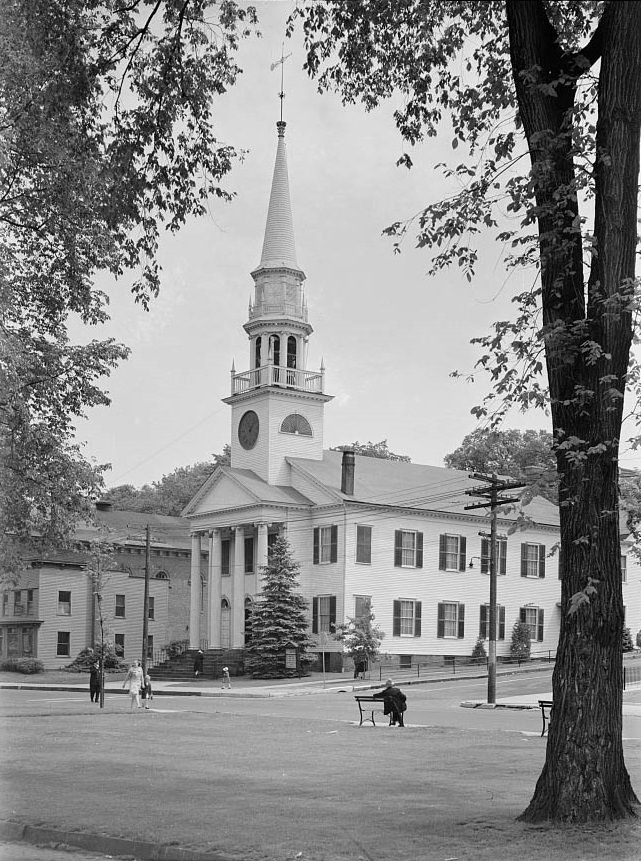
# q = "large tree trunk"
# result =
<box><xmin>507</xmin><ymin>0</ymin><xmax>641</xmax><ymax>822</ymax></box>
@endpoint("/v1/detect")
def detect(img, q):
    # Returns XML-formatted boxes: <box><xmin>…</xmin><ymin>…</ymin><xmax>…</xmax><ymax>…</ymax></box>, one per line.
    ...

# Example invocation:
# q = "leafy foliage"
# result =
<box><xmin>445</xmin><ymin>428</ymin><xmax>557</xmax><ymax>501</ymax></box>
<box><xmin>0</xmin><ymin>658</ymin><xmax>45</xmax><ymax>674</ymax></box>
<box><xmin>245</xmin><ymin>536</ymin><xmax>313</xmax><ymax>679</ymax></box>
<box><xmin>1</xmin><ymin>2</ymin><xmax>256</xmax><ymax>580</ymax></box>
<box><xmin>332</xmin><ymin>440</ymin><xmax>411</xmax><ymax>462</ymax></box>
<box><xmin>65</xmin><ymin>645</ymin><xmax>127</xmax><ymax>673</ymax></box>
<box><xmin>104</xmin><ymin>446</ymin><xmax>231</xmax><ymax>514</ymax></box>
<box><xmin>622</xmin><ymin>627</ymin><xmax>635</xmax><ymax>654</ymax></box>
<box><xmin>334</xmin><ymin>611</ymin><xmax>385</xmax><ymax>668</ymax></box>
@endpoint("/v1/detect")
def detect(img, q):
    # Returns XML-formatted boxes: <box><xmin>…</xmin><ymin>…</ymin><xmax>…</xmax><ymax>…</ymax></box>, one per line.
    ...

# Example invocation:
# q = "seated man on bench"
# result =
<box><xmin>373</xmin><ymin>678</ymin><xmax>407</xmax><ymax>727</ymax></box>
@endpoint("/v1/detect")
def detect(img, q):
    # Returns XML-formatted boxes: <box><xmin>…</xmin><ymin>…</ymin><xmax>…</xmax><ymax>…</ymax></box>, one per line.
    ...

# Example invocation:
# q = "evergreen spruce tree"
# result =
<box><xmin>510</xmin><ymin>620</ymin><xmax>532</xmax><ymax>663</ymax></box>
<box><xmin>245</xmin><ymin>536</ymin><xmax>313</xmax><ymax>679</ymax></box>
<box><xmin>471</xmin><ymin>637</ymin><xmax>487</xmax><ymax>662</ymax></box>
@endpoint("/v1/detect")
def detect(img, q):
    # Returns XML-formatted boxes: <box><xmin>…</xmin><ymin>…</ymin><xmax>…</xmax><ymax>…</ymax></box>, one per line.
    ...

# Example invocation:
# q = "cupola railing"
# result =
<box><xmin>231</xmin><ymin>363</ymin><xmax>324</xmax><ymax>395</ymax></box>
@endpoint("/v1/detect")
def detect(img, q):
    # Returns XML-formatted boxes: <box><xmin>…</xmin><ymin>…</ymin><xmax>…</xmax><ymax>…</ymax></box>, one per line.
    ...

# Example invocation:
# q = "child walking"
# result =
<box><xmin>141</xmin><ymin>673</ymin><xmax>152</xmax><ymax>709</ymax></box>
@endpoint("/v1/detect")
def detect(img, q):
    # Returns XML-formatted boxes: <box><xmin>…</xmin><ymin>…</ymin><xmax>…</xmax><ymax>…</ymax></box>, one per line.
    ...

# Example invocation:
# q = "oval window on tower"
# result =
<box><xmin>280</xmin><ymin>413</ymin><xmax>312</xmax><ymax>436</ymax></box>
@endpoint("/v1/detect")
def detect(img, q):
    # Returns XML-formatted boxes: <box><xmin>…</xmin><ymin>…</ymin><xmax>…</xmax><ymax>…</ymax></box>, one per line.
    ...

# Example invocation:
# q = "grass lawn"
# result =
<box><xmin>1</xmin><ymin>700</ymin><xmax>640</xmax><ymax>861</ymax></box>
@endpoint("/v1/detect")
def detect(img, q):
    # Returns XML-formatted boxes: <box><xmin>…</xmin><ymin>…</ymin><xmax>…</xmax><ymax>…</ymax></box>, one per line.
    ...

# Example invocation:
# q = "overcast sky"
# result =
<box><xmin>70</xmin><ymin>0</ymin><xmax>639</xmax><ymax>490</ymax></box>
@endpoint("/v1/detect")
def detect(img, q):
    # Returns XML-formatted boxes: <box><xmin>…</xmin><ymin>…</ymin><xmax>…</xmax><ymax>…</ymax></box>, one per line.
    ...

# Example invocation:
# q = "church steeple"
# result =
<box><xmin>224</xmin><ymin>118</ymin><xmax>332</xmax><ymax>485</ymax></box>
<box><xmin>257</xmin><ymin>121</ymin><xmax>300</xmax><ymax>272</ymax></box>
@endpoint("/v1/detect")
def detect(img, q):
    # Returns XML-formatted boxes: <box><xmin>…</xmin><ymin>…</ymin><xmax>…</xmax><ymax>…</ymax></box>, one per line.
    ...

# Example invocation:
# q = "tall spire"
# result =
<box><xmin>257</xmin><ymin>121</ymin><xmax>299</xmax><ymax>271</ymax></box>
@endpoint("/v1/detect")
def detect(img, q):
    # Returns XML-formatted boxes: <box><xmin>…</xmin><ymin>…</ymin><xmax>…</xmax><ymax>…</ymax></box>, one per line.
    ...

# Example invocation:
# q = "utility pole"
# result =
<box><xmin>465</xmin><ymin>473</ymin><xmax>525</xmax><ymax>704</ymax></box>
<box><xmin>142</xmin><ymin>523</ymin><xmax>151</xmax><ymax>677</ymax></box>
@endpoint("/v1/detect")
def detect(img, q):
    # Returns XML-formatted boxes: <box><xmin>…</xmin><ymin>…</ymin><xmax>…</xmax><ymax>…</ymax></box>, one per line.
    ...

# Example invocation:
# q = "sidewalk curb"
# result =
<box><xmin>0</xmin><ymin>819</ymin><xmax>237</xmax><ymax>860</ymax></box>
<box><xmin>0</xmin><ymin>663</ymin><xmax>555</xmax><ymax>699</ymax></box>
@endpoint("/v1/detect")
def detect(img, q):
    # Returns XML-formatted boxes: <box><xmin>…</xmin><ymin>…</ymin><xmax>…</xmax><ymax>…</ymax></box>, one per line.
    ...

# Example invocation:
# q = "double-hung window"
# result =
<box><xmin>114</xmin><ymin>633</ymin><xmax>125</xmax><ymax>656</ymax></box>
<box><xmin>356</xmin><ymin>525</ymin><xmax>372</xmax><ymax>564</ymax></box>
<box><xmin>392</xmin><ymin>599</ymin><xmax>422</xmax><ymax>637</ymax></box>
<box><xmin>437</xmin><ymin>602</ymin><xmax>465</xmax><ymax>638</ymax></box>
<box><xmin>520</xmin><ymin>543</ymin><xmax>546</xmax><ymax>578</ymax></box>
<box><xmin>148</xmin><ymin>596</ymin><xmax>155</xmax><ymax>621</ymax></box>
<box><xmin>520</xmin><ymin>606</ymin><xmax>544</xmax><ymax>641</ymax></box>
<box><xmin>312</xmin><ymin>595</ymin><xmax>336</xmax><ymax>633</ymax></box>
<box><xmin>115</xmin><ymin>594</ymin><xmax>125</xmax><ymax>618</ymax></box>
<box><xmin>479</xmin><ymin>604</ymin><xmax>506</xmax><ymax>640</ymax></box>
<box><xmin>480</xmin><ymin>537</ymin><xmax>507</xmax><ymax>575</ymax></box>
<box><xmin>57</xmin><ymin>631</ymin><xmax>70</xmax><ymax>657</ymax></box>
<box><xmin>394</xmin><ymin>530</ymin><xmax>424</xmax><ymax>568</ymax></box>
<box><xmin>313</xmin><ymin>526</ymin><xmax>338</xmax><ymax>564</ymax></box>
<box><xmin>438</xmin><ymin>535</ymin><xmax>467</xmax><ymax>571</ymax></box>
<box><xmin>354</xmin><ymin>595</ymin><xmax>371</xmax><ymax>625</ymax></box>
<box><xmin>621</xmin><ymin>555</ymin><xmax>627</xmax><ymax>583</ymax></box>
<box><xmin>57</xmin><ymin>590</ymin><xmax>71</xmax><ymax>616</ymax></box>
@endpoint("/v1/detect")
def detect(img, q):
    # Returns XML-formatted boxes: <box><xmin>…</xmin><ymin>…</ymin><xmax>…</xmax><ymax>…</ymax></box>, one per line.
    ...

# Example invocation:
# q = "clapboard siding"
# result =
<box><xmin>25</xmin><ymin>567</ymin><xmax>169</xmax><ymax>669</ymax></box>
<box><xmin>342</xmin><ymin>507</ymin><xmax>565</xmax><ymax>657</ymax></box>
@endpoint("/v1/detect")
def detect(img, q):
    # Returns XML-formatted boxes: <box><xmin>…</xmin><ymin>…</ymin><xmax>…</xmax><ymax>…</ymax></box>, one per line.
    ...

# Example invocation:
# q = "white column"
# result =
<box><xmin>232</xmin><ymin>527</ymin><xmax>245</xmax><ymax>648</ymax></box>
<box><xmin>189</xmin><ymin>533</ymin><xmax>201</xmax><ymax>648</ymax></box>
<box><xmin>208</xmin><ymin>530</ymin><xmax>222</xmax><ymax>649</ymax></box>
<box><xmin>256</xmin><ymin>523</ymin><xmax>269</xmax><ymax>594</ymax></box>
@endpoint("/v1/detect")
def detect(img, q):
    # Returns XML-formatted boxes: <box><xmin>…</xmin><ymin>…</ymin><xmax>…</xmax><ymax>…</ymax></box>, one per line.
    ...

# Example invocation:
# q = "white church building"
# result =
<box><xmin>182</xmin><ymin>119</ymin><xmax>641</xmax><ymax>673</ymax></box>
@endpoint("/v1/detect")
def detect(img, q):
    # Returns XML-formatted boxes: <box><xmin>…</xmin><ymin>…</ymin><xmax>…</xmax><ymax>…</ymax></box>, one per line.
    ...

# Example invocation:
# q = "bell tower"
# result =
<box><xmin>224</xmin><ymin>120</ymin><xmax>332</xmax><ymax>484</ymax></box>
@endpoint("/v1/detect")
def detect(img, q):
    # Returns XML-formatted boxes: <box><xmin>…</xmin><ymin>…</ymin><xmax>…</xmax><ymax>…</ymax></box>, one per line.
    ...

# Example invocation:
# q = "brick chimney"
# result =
<box><xmin>341</xmin><ymin>449</ymin><xmax>355</xmax><ymax>496</ymax></box>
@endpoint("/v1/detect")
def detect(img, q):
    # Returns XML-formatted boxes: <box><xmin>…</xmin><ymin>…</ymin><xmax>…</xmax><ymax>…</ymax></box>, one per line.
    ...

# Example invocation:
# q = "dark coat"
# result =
<box><xmin>89</xmin><ymin>666</ymin><xmax>100</xmax><ymax>690</ymax></box>
<box><xmin>373</xmin><ymin>685</ymin><xmax>406</xmax><ymax>716</ymax></box>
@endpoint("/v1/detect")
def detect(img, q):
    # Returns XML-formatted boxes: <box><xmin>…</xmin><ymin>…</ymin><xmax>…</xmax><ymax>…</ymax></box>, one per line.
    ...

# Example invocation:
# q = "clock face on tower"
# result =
<box><xmin>238</xmin><ymin>410</ymin><xmax>260</xmax><ymax>450</ymax></box>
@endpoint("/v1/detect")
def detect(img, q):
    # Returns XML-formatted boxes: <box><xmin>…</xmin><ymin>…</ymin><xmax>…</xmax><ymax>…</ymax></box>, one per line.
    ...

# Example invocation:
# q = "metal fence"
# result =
<box><xmin>373</xmin><ymin>649</ymin><xmax>557</xmax><ymax>681</ymax></box>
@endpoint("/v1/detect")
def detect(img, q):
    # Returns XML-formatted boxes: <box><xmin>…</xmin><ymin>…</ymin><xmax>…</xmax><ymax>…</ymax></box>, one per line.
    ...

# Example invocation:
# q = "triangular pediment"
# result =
<box><xmin>182</xmin><ymin>466</ymin><xmax>313</xmax><ymax>518</ymax></box>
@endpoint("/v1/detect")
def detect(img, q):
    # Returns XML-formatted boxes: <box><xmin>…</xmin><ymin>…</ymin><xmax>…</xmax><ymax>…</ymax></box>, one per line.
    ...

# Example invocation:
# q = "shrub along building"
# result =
<box><xmin>181</xmin><ymin>115</ymin><xmax>641</xmax><ymax>673</ymax></box>
<box><xmin>0</xmin><ymin>505</ymin><xmax>205</xmax><ymax>669</ymax></box>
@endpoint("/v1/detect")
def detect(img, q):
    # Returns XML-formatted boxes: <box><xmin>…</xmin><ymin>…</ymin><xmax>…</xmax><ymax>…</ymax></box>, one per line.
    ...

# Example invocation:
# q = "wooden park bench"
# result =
<box><xmin>538</xmin><ymin>699</ymin><xmax>553</xmax><ymax>737</ymax></box>
<box><xmin>354</xmin><ymin>695</ymin><xmax>391</xmax><ymax>727</ymax></box>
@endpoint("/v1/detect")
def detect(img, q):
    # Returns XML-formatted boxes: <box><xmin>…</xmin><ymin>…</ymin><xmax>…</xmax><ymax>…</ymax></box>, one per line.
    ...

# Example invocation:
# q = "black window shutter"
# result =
<box><xmin>312</xmin><ymin>597</ymin><xmax>318</xmax><ymax>633</ymax></box>
<box><xmin>538</xmin><ymin>545</ymin><xmax>546</xmax><ymax>578</ymax></box>
<box><xmin>416</xmin><ymin>532</ymin><xmax>423</xmax><ymax>568</ymax></box>
<box><xmin>394</xmin><ymin>531</ymin><xmax>403</xmax><ymax>567</ymax></box>
<box><xmin>329</xmin><ymin>595</ymin><xmax>337</xmax><ymax>630</ymax></box>
<box><xmin>480</xmin><ymin>538</ymin><xmax>489</xmax><ymax>574</ymax></box>
<box><xmin>499</xmin><ymin>540</ymin><xmax>507</xmax><ymax>575</ymax></box>
<box><xmin>499</xmin><ymin>606</ymin><xmax>505</xmax><ymax>640</ymax></box>
<box><xmin>438</xmin><ymin>535</ymin><xmax>447</xmax><ymax>570</ymax></box>
<box><xmin>459</xmin><ymin>536</ymin><xmax>467</xmax><ymax>571</ymax></box>
<box><xmin>437</xmin><ymin>603</ymin><xmax>445</xmax><ymax>638</ymax></box>
<box><xmin>457</xmin><ymin>603</ymin><xmax>465</xmax><ymax>638</ymax></box>
<box><xmin>393</xmin><ymin>600</ymin><xmax>401</xmax><ymax>636</ymax></box>
<box><xmin>519</xmin><ymin>607</ymin><xmax>526</xmax><ymax>624</ymax></box>
<box><xmin>330</xmin><ymin>525</ymin><xmax>338</xmax><ymax>563</ymax></box>
<box><xmin>313</xmin><ymin>528</ymin><xmax>319</xmax><ymax>565</ymax></box>
<box><xmin>537</xmin><ymin>608</ymin><xmax>544</xmax><ymax>641</ymax></box>
<box><xmin>520</xmin><ymin>543</ymin><xmax>528</xmax><ymax>577</ymax></box>
<box><xmin>479</xmin><ymin>604</ymin><xmax>487</xmax><ymax>638</ymax></box>
<box><xmin>414</xmin><ymin>601</ymin><xmax>422</xmax><ymax>637</ymax></box>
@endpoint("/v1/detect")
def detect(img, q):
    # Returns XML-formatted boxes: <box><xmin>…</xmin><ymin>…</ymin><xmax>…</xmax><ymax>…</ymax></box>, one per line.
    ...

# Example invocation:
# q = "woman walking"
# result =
<box><xmin>122</xmin><ymin>660</ymin><xmax>144</xmax><ymax>712</ymax></box>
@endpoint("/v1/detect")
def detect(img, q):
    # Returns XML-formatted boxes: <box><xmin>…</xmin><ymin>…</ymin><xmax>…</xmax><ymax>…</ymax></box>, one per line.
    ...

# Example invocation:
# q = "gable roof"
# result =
<box><xmin>287</xmin><ymin>450</ymin><xmax>559</xmax><ymax>527</ymax></box>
